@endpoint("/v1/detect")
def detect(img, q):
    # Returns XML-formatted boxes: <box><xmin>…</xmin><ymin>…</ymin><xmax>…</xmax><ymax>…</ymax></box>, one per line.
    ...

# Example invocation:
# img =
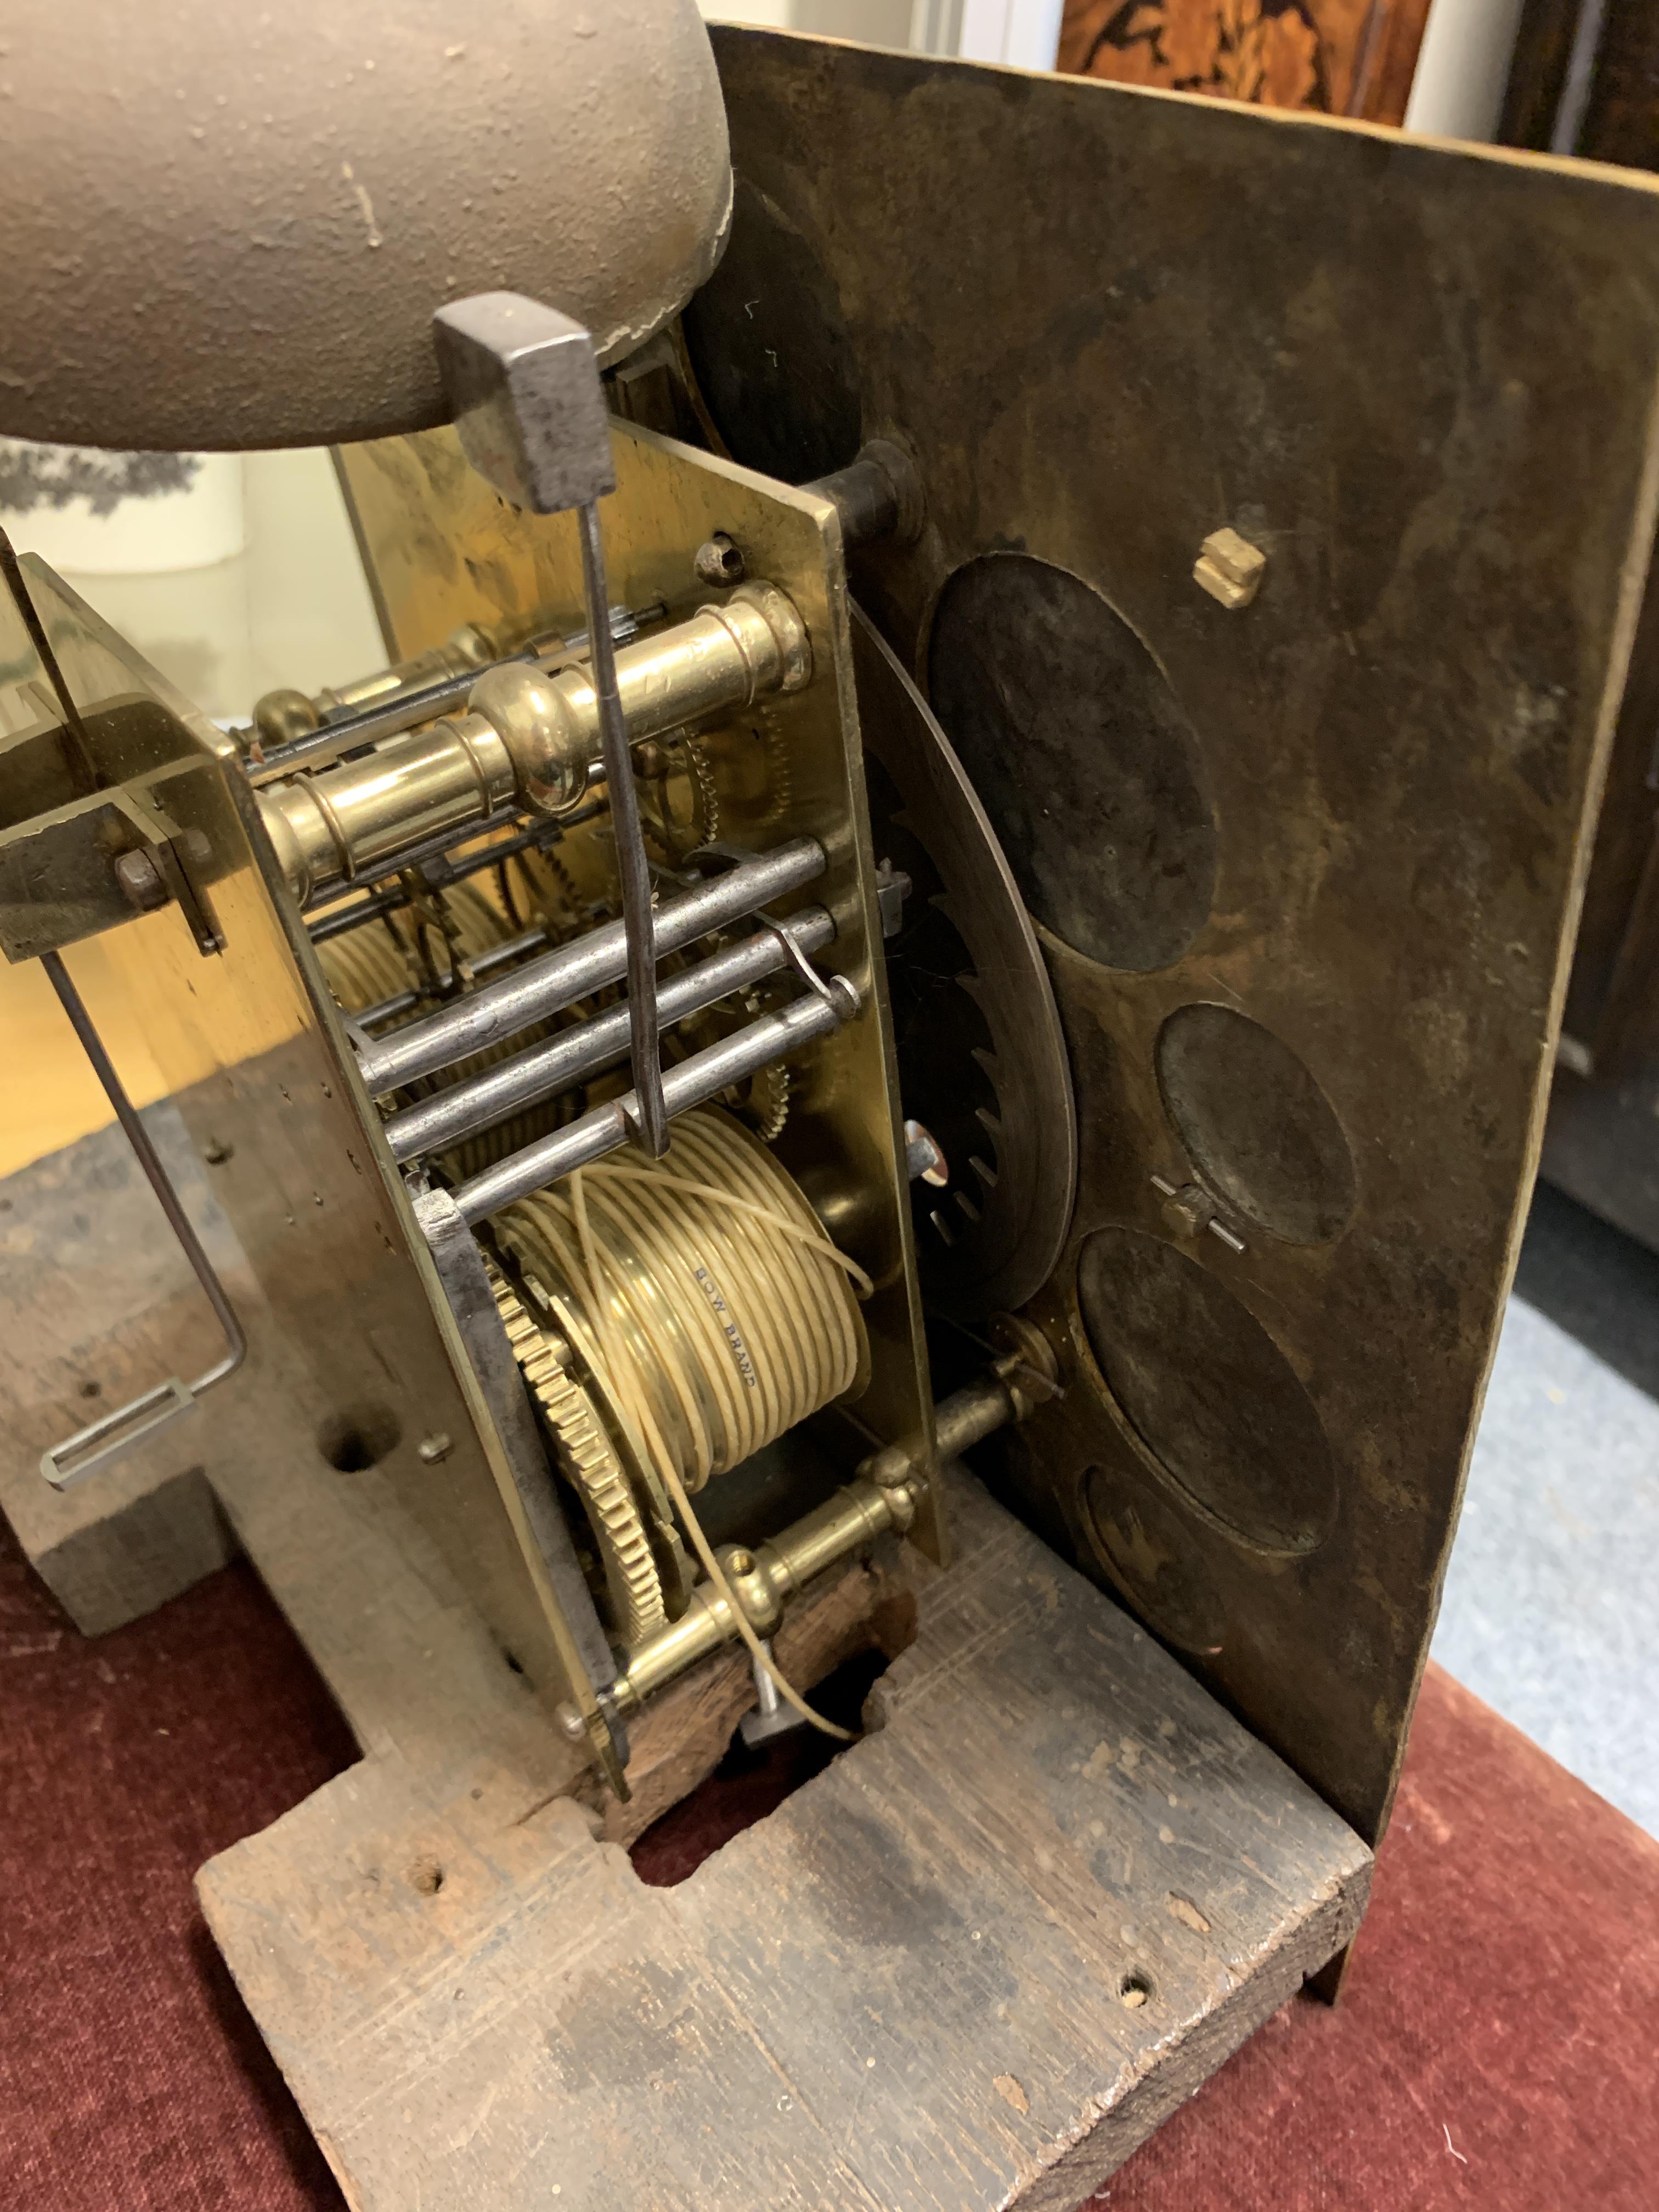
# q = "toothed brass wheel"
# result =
<box><xmin>486</xmin><ymin>1258</ymin><xmax>668</xmax><ymax>1647</ymax></box>
<box><xmin>852</xmin><ymin>603</ymin><xmax>1077</xmax><ymax>1320</ymax></box>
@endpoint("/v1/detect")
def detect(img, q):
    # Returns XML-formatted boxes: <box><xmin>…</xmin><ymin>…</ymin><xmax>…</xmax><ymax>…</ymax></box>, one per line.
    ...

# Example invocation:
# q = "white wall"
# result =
<box><xmin>0</xmin><ymin>442</ymin><xmax>385</xmax><ymax>724</ymax></box>
<box><xmin>241</xmin><ymin>450</ymin><xmax>385</xmax><ymax>707</ymax></box>
<box><xmin>955</xmin><ymin>0</ymin><xmax>1064</xmax><ymax>67</ymax></box>
<box><xmin>699</xmin><ymin>0</ymin><xmax>1063</xmax><ymax>66</ymax></box>
<box><xmin>793</xmin><ymin>0</ymin><xmax>914</xmax><ymax>41</ymax></box>
<box><xmin>1404</xmin><ymin>0</ymin><xmax>1529</xmax><ymax>142</ymax></box>
<box><xmin>698</xmin><ymin>1</ymin><xmax>796</xmax><ymax>22</ymax></box>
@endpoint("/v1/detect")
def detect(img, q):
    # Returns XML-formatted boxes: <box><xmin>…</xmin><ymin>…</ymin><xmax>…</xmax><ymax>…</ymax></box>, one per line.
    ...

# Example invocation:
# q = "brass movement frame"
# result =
<box><xmin>1</xmin><ymin>421</ymin><xmax>937</xmax><ymax>1771</ymax></box>
<box><xmin>335</xmin><ymin>421</ymin><xmax>939</xmax><ymax>1549</ymax></box>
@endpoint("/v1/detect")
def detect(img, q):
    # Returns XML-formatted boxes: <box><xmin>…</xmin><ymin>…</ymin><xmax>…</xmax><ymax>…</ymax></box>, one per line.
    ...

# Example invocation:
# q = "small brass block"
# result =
<box><xmin>1193</xmin><ymin>526</ymin><xmax>1266</xmax><ymax>610</ymax></box>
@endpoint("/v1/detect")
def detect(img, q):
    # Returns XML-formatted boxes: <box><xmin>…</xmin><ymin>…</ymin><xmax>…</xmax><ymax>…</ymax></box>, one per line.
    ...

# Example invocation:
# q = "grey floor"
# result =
<box><xmin>1431</xmin><ymin>1182</ymin><xmax>1659</xmax><ymax>1838</ymax></box>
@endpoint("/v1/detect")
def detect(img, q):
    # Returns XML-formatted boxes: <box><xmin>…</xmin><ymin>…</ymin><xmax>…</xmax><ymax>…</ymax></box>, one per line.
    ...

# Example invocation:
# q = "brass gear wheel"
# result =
<box><xmin>740</xmin><ymin>1055</ymin><xmax>791</xmax><ymax>1143</ymax></box>
<box><xmin>680</xmin><ymin>733</ymin><xmax>720</xmax><ymax>847</ymax></box>
<box><xmin>512</xmin><ymin>843</ymin><xmax>582</xmax><ymax>934</ymax></box>
<box><xmin>753</xmin><ymin>702</ymin><xmax>793</xmax><ymax>830</ymax></box>
<box><xmin>639</xmin><ymin>732</ymin><xmax>720</xmax><ymax>865</ymax></box>
<box><xmin>485</xmin><ymin>1257</ymin><xmax>667</xmax><ymax>1646</ymax></box>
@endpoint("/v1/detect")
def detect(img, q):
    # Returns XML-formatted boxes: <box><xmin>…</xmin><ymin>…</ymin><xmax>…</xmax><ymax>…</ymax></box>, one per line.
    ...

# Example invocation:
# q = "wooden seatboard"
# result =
<box><xmin>198</xmin><ymin>1477</ymin><xmax>1368</xmax><ymax>2210</ymax></box>
<box><xmin>3</xmin><ymin>1092</ymin><xmax>1370</xmax><ymax>2209</ymax></box>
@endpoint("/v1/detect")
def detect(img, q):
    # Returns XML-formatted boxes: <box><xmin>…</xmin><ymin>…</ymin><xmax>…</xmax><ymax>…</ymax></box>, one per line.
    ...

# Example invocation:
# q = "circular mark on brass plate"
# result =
<box><xmin>1076</xmin><ymin>1227</ymin><xmax>1336</xmax><ymax>1554</ymax></box>
<box><xmin>1157</xmin><ymin>1003</ymin><xmax>1356</xmax><ymax>1245</ymax></box>
<box><xmin>1082</xmin><ymin>1463</ymin><xmax>1226</xmax><ymax>1655</ymax></box>
<box><xmin>680</xmin><ymin>173</ymin><xmax>862</xmax><ymax>485</ymax></box>
<box><xmin>928</xmin><ymin>554</ymin><xmax>1215</xmax><ymax>971</ymax></box>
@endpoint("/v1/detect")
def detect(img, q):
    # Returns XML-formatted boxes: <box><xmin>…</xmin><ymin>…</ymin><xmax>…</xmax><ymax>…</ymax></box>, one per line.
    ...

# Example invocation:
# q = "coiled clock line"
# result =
<box><xmin>498</xmin><ymin>1111</ymin><xmax>869</xmax><ymax>1488</ymax></box>
<box><xmin>495</xmin><ymin>1109</ymin><xmax>871</xmax><ymax>1739</ymax></box>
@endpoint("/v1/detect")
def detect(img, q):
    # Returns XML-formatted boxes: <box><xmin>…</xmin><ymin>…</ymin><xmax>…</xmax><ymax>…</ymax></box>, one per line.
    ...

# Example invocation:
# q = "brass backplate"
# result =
<box><xmin>688</xmin><ymin>27</ymin><xmax>1659</xmax><ymax>1852</ymax></box>
<box><xmin>334</xmin><ymin>422</ymin><xmax>939</xmax><ymax>1553</ymax></box>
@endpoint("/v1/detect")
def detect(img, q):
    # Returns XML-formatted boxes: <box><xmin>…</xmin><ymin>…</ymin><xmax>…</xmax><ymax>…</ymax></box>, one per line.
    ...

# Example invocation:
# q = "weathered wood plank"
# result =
<box><xmin>0</xmin><ymin>1110</ymin><xmax>243</xmax><ymax>1631</ymax></box>
<box><xmin>199</xmin><ymin>1475</ymin><xmax>1369</xmax><ymax>2210</ymax></box>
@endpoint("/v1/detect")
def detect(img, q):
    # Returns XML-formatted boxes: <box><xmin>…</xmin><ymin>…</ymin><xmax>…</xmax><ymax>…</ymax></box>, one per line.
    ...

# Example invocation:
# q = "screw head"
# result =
<box><xmin>114</xmin><ymin>848</ymin><xmax>170</xmax><ymax>913</ymax></box>
<box><xmin>554</xmin><ymin>1700</ymin><xmax>588</xmax><ymax>1742</ymax></box>
<box><xmin>1151</xmin><ymin>1175</ymin><xmax>1210</xmax><ymax>1236</ymax></box>
<box><xmin>904</xmin><ymin>1119</ymin><xmax>949</xmax><ymax>1188</ymax></box>
<box><xmin>417</xmin><ymin>1431</ymin><xmax>453</xmax><ymax>1465</ymax></box>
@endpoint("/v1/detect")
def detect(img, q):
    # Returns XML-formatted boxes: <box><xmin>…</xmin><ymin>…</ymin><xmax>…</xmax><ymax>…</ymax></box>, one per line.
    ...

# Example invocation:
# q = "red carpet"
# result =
<box><xmin>3</xmin><ymin>1511</ymin><xmax>1657</xmax><ymax>2211</ymax></box>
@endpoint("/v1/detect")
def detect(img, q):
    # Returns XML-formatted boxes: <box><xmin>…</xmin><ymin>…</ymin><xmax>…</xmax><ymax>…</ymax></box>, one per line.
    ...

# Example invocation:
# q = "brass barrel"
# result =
<box><xmin>252</xmin><ymin>623</ymin><xmax>499</xmax><ymax>749</ymax></box>
<box><xmin>258</xmin><ymin>583</ymin><xmax>810</xmax><ymax>905</ymax></box>
<box><xmin>259</xmin><ymin>716</ymin><xmax>517</xmax><ymax>907</ymax></box>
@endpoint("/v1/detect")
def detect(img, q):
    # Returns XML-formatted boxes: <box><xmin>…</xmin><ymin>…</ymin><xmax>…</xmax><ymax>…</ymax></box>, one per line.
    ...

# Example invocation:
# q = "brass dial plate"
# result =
<box><xmin>691</xmin><ymin>26</ymin><xmax>1659</xmax><ymax>1855</ymax></box>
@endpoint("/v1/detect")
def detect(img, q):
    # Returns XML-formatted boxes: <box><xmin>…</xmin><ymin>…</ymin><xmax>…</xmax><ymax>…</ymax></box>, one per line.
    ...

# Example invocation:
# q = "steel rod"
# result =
<box><xmin>38</xmin><ymin>951</ymin><xmax>247</xmax><ymax>1489</ymax></box>
<box><xmin>303</xmin><ymin>807</ymin><xmax>601</xmax><ymax>944</ymax></box>
<box><xmin>356</xmin><ymin>838</ymin><xmax>825</xmax><ymax>1096</ymax></box>
<box><xmin>1</xmin><ymin>527</ymin><xmax>100</xmax><ymax>797</ymax></box>
<box><xmin>307</xmin><ymin>888</ymin><xmax>407</xmax><ymax>945</ymax></box>
<box><xmin>358</xmin><ymin>989</ymin><xmax>422</xmax><ymax>1030</ymax></box>
<box><xmin>579</xmin><ymin>499</ymin><xmax>666</xmax><ymax>1155</ymax></box>
<box><xmin>467</xmin><ymin>923</ymin><xmax>551</xmax><ymax>979</ymax></box>
<box><xmin>246</xmin><ymin>601</ymin><xmax>665</xmax><ymax>786</ymax></box>
<box><xmin>452</xmin><ymin>977</ymin><xmax>859</xmax><ymax>1224</ymax></box>
<box><xmin>338</xmin><ymin>927</ymin><xmax>549</xmax><ymax>1038</ymax></box>
<box><xmin>383</xmin><ymin>906</ymin><xmax>836</xmax><ymax>1161</ymax></box>
<box><xmin>247</xmin><ymin>663</ymin><xmax>524</xmax><ymax>785</ymax></box>
<box><xmin>298</xmin><ymin>802</ymin><xmax>524</xmax><ymax>912</ymax></box>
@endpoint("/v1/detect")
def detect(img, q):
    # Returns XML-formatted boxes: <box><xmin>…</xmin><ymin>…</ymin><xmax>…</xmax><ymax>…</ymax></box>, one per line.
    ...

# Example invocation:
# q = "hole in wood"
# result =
<box><xmin>629</xmin><ymin>1646</ymin><xmax>894</xmax><ymax>1888</ymax></box>
<box><xmin>406</xmin><ymin>1858</ymin><xmax>444</xmax><ymax>1896</ymax></box>
<box><xmin>78</xmin><ymin>1379</ymin><xmax>103</xmax><ymax>1400</ymax></box>
<box><xmin>317</xmin><ymin>1407</ymin><xmax>403</xmax><ymax>1474</ymax></box>
<box><xmin>1119</xmin><ymin>1969</ymin><xmax>1154</xmax><ymax>2008</ymax></box>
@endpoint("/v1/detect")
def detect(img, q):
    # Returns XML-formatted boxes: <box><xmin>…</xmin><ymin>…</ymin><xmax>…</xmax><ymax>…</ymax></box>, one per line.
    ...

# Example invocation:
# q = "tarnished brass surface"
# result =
<box><xmin>1</xmin><ymin>557</ymin><xmax>619</xmax><ymax>1743</ymax></box>
<box><xmin>694</xmin><ymin>28</ymin><xmax>1659</xmax><ymax>1853</ymax></box>
<box><xmin>487</xmin><ymin>1259</ymin><xmax>669</xmax><ymax>1650</ymax></box>
<box><xmin>258</xmin><ymin>582</ymin><xmax>814</xmax><ymax>904</ymax></box>
<box><xmin>336</xmin><ymin>421</ymin><xmax>941</xmax><ymax>1558</ymax></box>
